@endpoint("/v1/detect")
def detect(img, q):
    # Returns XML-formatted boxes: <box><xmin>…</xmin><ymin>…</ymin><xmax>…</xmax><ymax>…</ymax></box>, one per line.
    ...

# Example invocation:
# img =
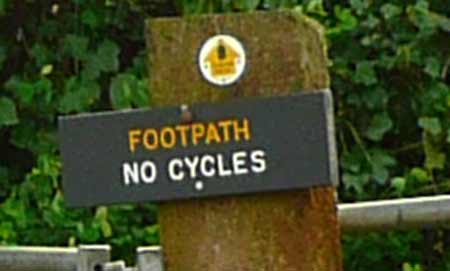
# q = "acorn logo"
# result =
<box><xmin>199</xmin><ymin>35</ymin><xmax>246</xmax><ymax>87</ymax></box>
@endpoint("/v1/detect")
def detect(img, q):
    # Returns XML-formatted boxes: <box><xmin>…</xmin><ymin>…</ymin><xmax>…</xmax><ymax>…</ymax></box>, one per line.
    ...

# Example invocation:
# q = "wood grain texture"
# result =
<box><xmin>146</xmin><ymin>10</ymin><xmax>342</xmax><ymax>271</ymax></box>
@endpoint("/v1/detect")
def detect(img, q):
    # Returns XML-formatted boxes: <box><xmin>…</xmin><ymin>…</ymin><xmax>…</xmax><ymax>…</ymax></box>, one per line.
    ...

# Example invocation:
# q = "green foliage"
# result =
<box><xmin>344</xmin><ymin>231</ymin><xmax>423</xmax><ymax>271</ymax></box>
<box><xmin>0</xmin><ymin>0</ymin><xmax>153</xmax><ymax>263</ymax></box>
<box><xmin>0</xmin><ymin>0</ymin><xmax>449</xmax><ymax>268</ymax></box>
<box><xmin>110</xmin><ymin>74</ymin><xmax>149</xmax><ymax>109</ymax></box>
<box><xmin>0</xmin><ymin>98</ymin><xmax>18</xmax><ymax>126</ymax></box>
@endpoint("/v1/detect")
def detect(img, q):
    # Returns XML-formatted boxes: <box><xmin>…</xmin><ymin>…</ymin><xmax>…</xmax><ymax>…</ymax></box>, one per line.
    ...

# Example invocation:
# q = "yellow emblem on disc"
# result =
<box><xmin>199</xmin><ymin>35</ymin><xmax>246</xmax><ymax>86</ymax></box>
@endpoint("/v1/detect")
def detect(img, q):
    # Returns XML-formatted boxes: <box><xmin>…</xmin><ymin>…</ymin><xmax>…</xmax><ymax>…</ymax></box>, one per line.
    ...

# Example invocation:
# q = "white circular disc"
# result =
<box><xmin>198</xmin><ymin>34</ymin><xmax>246</xmax><ymax>87</ymax></box>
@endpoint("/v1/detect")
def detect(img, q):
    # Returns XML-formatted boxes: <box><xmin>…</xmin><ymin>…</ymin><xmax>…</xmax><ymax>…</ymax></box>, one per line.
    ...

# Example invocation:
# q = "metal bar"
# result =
<box><xmin>101</xmin><ymin>261</ymin><xmax>127</xmax><ymax>271</ymax></box>
<box><xmin>1</xmin><ymin>196</ymin><xmax>450</xmax><ymax>271</ymax></box>
<box><xmin>137</xmin><ymin>247</ymin><xmax>163</xmax><ymax>271</ymax></box>
<box><xmin>0</xmin><ymin>246</ymin><xmax>78</xmax><ymax>271</ymax></box>
<box><xmin>77</xmin><ymin>245</ymin><xmax>111</xmax><ymax>271</ymax></box>
<box><xmin>338</xmin><ymin>195</ymin><xmax>450</xmax><ymax>232</ymax></box>
<box><xmin>0</xmin><ymin>245</ymin><xmax>111</xmax><ymax>271</ymax></box>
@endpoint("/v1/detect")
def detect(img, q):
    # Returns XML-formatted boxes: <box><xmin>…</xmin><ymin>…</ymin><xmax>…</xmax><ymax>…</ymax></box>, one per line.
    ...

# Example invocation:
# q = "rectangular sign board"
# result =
<box><xmin>59</xmin><ymin>90</ymin><xmax>338</xmax><ymax>207</ymax></box>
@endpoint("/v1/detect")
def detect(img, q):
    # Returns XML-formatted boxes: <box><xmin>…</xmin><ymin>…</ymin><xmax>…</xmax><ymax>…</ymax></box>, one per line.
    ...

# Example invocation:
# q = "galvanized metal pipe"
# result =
<box><xmin>102</xmin><ymin>261</ymin><xmax>127</xmax><ymax>271</ymax></box>
<box><xmin>338</xmin><ymin>195</ymin><xmax>450</xmax><ymax>232</ymax></box>
<box><xmin>1</xmin><ymin>196</ymin><xmax>450</xmax><ymax>271</ymax></box>
<box><xmin>0</xmin><ymin>245</ymin><xmax>110</xmax><ymax>271</ymax></box>
<box><xmin>0</xmin><ymin>246</ymin><xmax>78</xmax><ymax>271</ymax></box>
<box><xmin>77</xmin><ymin>245</ymin><xmax>111</xmax><ymax>271</ymax></box>
<box><xmin>137</xmin><ymin>247</ymin><xmax>163</xmax><ymax>271</ymax></box>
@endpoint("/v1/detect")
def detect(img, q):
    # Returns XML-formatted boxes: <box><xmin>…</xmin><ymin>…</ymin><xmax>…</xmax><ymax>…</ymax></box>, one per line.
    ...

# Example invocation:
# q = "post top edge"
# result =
<box><xmin>146</xmin><ymin>9</ymin><xmax>312</xmax><ymax>25</ymax></box>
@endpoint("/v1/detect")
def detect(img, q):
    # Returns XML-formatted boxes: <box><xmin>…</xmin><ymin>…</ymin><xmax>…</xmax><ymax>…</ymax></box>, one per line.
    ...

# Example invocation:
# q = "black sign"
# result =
<box><xmin>59</xmin><ymin>90</ymin><xmax>338</xmax><ymax>207</ymax></box>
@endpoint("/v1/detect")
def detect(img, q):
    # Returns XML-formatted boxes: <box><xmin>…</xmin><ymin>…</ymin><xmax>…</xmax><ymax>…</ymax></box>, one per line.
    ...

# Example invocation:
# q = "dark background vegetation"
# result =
<box><xmin>0</xmin><ymin>0</ymin><xmax>449</xmax><ymax>270</ymax></box>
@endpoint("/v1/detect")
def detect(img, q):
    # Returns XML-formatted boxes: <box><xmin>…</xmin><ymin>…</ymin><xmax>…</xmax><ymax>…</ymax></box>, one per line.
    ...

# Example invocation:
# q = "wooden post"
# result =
<box><xmin>146</xmin><ymin>11</ymin><xmax>342</xmax><ymax>271</ymax></box>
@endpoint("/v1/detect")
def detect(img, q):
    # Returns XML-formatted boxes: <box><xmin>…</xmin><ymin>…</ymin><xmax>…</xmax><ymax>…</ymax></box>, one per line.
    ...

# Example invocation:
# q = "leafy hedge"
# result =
<box><xmin>0</xmin><ymin>0</ymin><xmax>155</xmax><ymax>261</ymax></box>
<box><xmin>0</xmin><ymin>0</ymin><xmax>449</xmax><ymax>269</ymax></box>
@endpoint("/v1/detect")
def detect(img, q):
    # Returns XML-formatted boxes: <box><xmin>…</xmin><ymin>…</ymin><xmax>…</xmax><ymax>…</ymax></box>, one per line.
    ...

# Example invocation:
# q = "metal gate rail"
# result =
<box><xmin>1</xmin><ymin>195</ymin><xmax>450</xmax><ymax>271</ymax></box>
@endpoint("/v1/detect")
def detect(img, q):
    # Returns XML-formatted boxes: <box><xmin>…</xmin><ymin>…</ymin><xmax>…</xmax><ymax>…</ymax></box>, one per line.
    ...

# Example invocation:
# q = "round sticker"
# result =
<box><xmin>198</xmin><ymin>35</ymin><xmax>246</xmax><ymax>86</ymax></box>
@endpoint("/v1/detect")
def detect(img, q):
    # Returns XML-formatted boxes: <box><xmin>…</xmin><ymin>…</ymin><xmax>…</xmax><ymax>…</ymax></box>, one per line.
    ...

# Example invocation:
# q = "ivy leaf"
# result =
<box><xmin>341</xmin><ymin>151</ymin><xmax>363</xmax><ymax>173</ymax></box>
<box><xmin>366</xmin><ymin>113</ymin><xmax>393</xmax><ymax>141</ymax></box>
<box><xmin>380</xmin><ymin>4</ymin><xmax>402</xmax><ymax>20</ymax></box>
<box><xmin>372</xmin><ymin>164</ymin><xmax>389</xmax><ymax>185</ymax></box>
<box><xmin>133</xmin><ymin>79</ymin><xmax>150</xmax><ymax>108</ymax></box>
<box><xmin>101</xmin><ymin>220</ymin><xmax>112</xmax><ymax>238</ymax></box>
<box><xmin>95</xmin><ymin>207</ymin><xmax>112</xmax><ymax>238</ymax></box>
<box><xmin>10</xmin><ymin>121</ymin><xmax>35</xmax><ymax>150</ymax></box>
<box><xmin>95</xmin><ymin>206</ymin><xmax>108</xmax><ymax>220</ymax></box>
<box><xmin>58</xmin><ymin>78</ymin><xmax>100</xmax><ymax>113</ymax></box>
<box><xmin>306</xmin><ymin>0</ymin><xmax>327</xmax><ymax>16</ymax></box>
<box><xmin>81</xmin><ymin>9</ymin><xmax>99</xmax><ymax>28</ymax></box>
<box><xmin>262</xmin><ymin>0</ymin><xmax>280</xmax><ymax>9</ymax></box>
<box><xmin>409</xmin><ymin>167</ymin><xmax>430</xmax><ymax>183</ymax></box>
<box><xmin>342</xmin><ymin>173</ymin><xmax>370</xmax><ymax>196</ymax></box>
<box><xmin>31</xmin><ymin>44</ymin><xmax>52</xmax><ymax>67</ymax></box>
<box><xmin>4</xmin><ymin>77</ymin><xmax>35</xmax><ymax>106</ymax></box>
<box><xmin>423</xmin><ymin>133</ymin><xmax>446</xmax><ymax>170</ymax></box>
<box><xmin>371</xmin><ymin>150</ymin><xmax>396</xmax><ymax>167</ymax></box>
<box><xmin>361</xmin><ymin>87</ymin><xmax>388</xmax><ymax>110</ymax></box>
<box><xmin>233</xmin><ymin>0</ymin><xmax>260</xmax><ymax>11</ymax></box>
<box><xmin>82</xmin><ymin>40</ymin><xmax>120</xmax><ymax>79</ymax></box>
<box><xmin>0</xmin><ymin>222</ymin><xmax>15</xmax><ymax>242</ymax></box>
<box><xmin>78</xmin><ymin>223</ymin><xmax>101</xmax><ymax>242</ymax></box>
<box><xmin>354</xmin><ymin>61</ymin><xmax>378</xmax><ymax>86</ymax></box>
<box><xmin>110</xmin><ymin>74</ymin><xmax>149</xmax><ymax>109</ymax></box>
<box><xmin>370</xmin><ymin>150</ymin><xmax>396</xmax><ymax>185</ymax></box>
<box><xmin>0</xmin><ymin>97</ymin><xmax>19</xmax><ymax>126</ymax></box>
<box><xmin>418</xmin><ymin>117</ymin><xmax>441</xmax><ymax>135</ymax></box>
<box><xmin>97</xmin><ymin>40</ymin><xmax>120</xmax><ymax>73</ymax></box>
<box><xmin>391</xmin><ymin>177</ymin><xmax>406</xmax><ymax>196</ymax></box>
<box><xmin>3</xmin><ymin>197</ymin><xmax>27</xmax><ymax>227</ymax></box>
<box><xmin>350</xmin><ymin>0</ymin><xmax>369</xmax><ymax>15</ymax></box>
<box><xmin>144</xmin><ymin>225</ymin><xmax>160</xmax><ymax>244</ymax></box>
<box><xmin>407</xmin><ymin>0</ymin><xmax>437</xmax><ymax>34</ymax></box>
<box><xmin>178</xmin><ymin>1</ymin><xmax>205</xmax><ymax>14</ymax></box>
<box><xmin>424</xmin><ymin>57</ymin><xmax>441</xmax><ymax>78</ymax></box>
<box><xmin>402</xmin><ymin>263</ymin><xmax>422</xmax><ymax>271</ymax></box>
<box><xmin>64</xmin><ymin>34</ymin><xmax>89</xmax><ymax>60</ymax></box>
<box><xmin>435</xmin><ymin>12</ymin><xmax>450</xmax><ymax>32</ymax></box>
<box><xmin>328</xmin><ymin>6</ymin><xmax>358</xmax><ymax>36</ymax></box>
<box><xmin>110</xmin><ymin>74</ymin><xmax>136</xmax><ymax>109</ymax></box>
<box><xmin>425</xmin><ymin>149</ymin><xmax>446</xmax><ymax>170</ymax></box>
<box><xmin>82</xmin><ymin>55</ymin><xmax>102</xmax><ymax>80</ymax></box>
<box><xmin>362</xmin><ymin>14</ymin><xmax>380</xmax><ymax>29</ymax></box>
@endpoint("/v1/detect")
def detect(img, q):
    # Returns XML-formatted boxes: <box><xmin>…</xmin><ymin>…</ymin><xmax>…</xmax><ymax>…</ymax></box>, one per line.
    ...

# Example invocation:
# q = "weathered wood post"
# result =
<box><xmin>146</xmin><ymin>11</ymin><xmax>342</xmax><ymax>271</ymax></box>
